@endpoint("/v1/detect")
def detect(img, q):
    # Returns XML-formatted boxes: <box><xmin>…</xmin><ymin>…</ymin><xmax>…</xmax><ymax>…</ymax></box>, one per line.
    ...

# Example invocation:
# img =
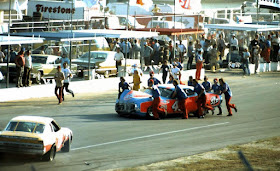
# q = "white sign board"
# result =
<box><xmin>27</xmin><ymin>1</ymin><xmax>84</xmax><ymax>20</ymax></box>
<box><xmin>259</xmin><ymin>0</ymin><xmax>280</xmax><ymax>10</ymax></box>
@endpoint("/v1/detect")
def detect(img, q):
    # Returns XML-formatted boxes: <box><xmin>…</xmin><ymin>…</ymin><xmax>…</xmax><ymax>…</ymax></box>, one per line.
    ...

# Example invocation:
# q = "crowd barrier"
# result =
<box><xmin>249</xmin><ymin>61</ymin><xmax>280</xmax><ymax>74</ymax></box>
<box><xmin>0</xmin><ymin>68</ymin><xmax>205</xmax><ymax>102</ymax></box>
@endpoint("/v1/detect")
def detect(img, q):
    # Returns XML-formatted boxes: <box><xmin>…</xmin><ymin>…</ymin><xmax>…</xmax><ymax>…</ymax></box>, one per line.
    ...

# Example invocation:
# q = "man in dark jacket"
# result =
<box><xmin>15</xmin><ymin>50</ymin><xmax>25</xmax><ymax>88</ymax></box>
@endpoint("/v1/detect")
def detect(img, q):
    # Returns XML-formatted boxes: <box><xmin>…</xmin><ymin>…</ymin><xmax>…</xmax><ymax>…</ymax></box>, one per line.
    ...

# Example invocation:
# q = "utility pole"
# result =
<box><xmin>69</xmin><ymin>0</ymin><xmax>74</xmax><ymax>70</ymax></box>
<box><xmin>6</xmin><ymin>0</ymin><xmax>11</xmax><ymax>88</ymax></box>
<box><xmin>256</xmin><ymin>0</ymin><xmax>259</xmax><ymax>22</ymax></box>
<box><xmin>173</xmin><ymin>0</ymin><xmax>176</xmax><ymax>60</ymax></box>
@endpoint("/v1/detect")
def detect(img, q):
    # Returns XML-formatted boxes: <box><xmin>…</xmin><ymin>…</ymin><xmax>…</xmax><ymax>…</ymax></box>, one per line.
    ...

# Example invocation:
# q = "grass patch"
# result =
<box><xmin>112</xmin><ymin>136</ymin><xmax>280</xmax><ymax>171</ymax></box>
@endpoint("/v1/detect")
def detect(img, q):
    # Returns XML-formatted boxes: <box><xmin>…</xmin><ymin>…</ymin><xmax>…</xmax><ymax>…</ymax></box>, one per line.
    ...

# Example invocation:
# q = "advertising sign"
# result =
<box><xmin>27</xmin><ymin>1</ymin><xmax>84</xmax><ymax>20</ymax></box>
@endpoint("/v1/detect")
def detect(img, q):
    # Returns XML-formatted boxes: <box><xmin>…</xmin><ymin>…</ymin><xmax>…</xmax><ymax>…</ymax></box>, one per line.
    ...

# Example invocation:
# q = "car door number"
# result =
<box><xmin>172</xmin><ymin>101</ymin><xmax>180</xmax><ymax>111</ymax></box>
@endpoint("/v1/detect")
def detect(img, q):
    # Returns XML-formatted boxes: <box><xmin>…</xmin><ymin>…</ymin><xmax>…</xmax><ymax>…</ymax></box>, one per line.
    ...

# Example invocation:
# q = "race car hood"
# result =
<box><xmin>118</xmin><ymin>90</ymin><xmax>152</xmax><ymax>103</ymax></box>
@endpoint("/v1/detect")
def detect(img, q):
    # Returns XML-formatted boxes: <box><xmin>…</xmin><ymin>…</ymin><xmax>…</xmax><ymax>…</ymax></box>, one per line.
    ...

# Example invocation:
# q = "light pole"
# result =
<box><xmin>256</xmin><ymin>0</ymin><xmax>259</xmax><ymax>22</ymax></box>
<box><xmin>6</xmin><ymin>0</ymin><xmax>11</xmax><ymax>88</ymax></box>
<box><xmin>126</xmin><ymin>1</ymin><xmax>129</xmax><ymax>31</ymax></box>
<box><xmin>173</xmin><ymin>0</ymin><xmax>176</xmax><ymax>60</ymax></box>
<box><xmin>69</xmin><ymin>0</ymin><xmax>74</xmax><ymax>70</ymax></box>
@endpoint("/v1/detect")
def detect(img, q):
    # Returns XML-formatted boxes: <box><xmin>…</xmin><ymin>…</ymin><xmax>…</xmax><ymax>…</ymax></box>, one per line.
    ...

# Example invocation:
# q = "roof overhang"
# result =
<box><xmin>0</xmin><ymin>35</ymin><xmax>44</xmax><ymax>45</ymax></box>
<box><xmin>204</xmin><ymin>24</ymin><xmax>280</xmax><ymax>32</ymax></box>
<box><xmin>11</xmin><ymin>29</ymin><xmax>159</xmax><ymax>41</ymax></box>
<box><xmin>132</xmin><ymin>28</ymin><xmax>204</xmax><ymax>36</ymax></box>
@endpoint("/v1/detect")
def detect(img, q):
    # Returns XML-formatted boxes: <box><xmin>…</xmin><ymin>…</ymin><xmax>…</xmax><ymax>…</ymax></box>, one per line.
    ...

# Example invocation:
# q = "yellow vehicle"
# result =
<box><xmin>31</xmin><ymin>54</ymin><xmax>77</xmax><ymax>84</ymax></box>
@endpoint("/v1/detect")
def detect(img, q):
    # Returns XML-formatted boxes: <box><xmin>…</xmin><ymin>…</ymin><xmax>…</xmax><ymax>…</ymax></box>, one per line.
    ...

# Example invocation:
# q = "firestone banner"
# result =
<box><xmin>28</xmin><ymin>1</ymin><xmax>84</xmax><ymax>20</ymax></box>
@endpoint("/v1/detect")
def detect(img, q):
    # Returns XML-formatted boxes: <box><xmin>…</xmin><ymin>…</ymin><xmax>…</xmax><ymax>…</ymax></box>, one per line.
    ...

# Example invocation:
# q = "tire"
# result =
<box><xmin>104</xmin><ymin>71</ymin><xmax>109</xmax><ymax>78</ymax></box>
<box><xmin>35</xmin><ymin>71</ymin><xmax>42</xmax><ymax>84</ymax></box>
<box><xmin>42</xmin><ymin>145</ymin><xmax>56</xmax><ymax>161</ymax></box>
<box><xmin>146</xmin><ymin>106</ymin><xmax>154</xmax><ymax>119</ymax></box>
<box><xmin>61</xmin><ymin>138</ymin><xmax>71</xmax><ymax>152</ymax></box>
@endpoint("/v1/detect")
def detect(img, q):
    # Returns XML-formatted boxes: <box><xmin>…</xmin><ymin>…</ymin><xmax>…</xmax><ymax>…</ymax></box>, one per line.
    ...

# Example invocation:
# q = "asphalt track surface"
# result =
<box><xmin>0</xmin><ymin>72</ymin><xmax>279</xmax><ymax>171</ymax></box>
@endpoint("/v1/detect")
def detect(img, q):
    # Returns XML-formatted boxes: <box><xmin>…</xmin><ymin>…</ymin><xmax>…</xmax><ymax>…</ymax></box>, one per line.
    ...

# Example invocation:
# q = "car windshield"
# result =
<box><xmin>32</xmin><ymin>56</ymin><xmax>47</xmax><ymax>64</ymax></box>
<box><xmin>5</xmin><ymin>121</ymin><xmax>45</xmax><ymax>133</ymax></box>
<box><xmin>158</xmin><ymin>87</ymin><xmax>174</xmax><ymax>98</ymax></box>
<box><xmin>80</xmin><ymin>52</ymin><xmax>97</xmax><ymax>61</ymax></box>
<box><xmin>185</xmin><ymin>88</ymin><xmax>195</xmax><ymax>96</ymax></box>
<box><xmin>95</xmin><ymin>53</ymin><xmax>107</xmax><ymax>59</ymax></box>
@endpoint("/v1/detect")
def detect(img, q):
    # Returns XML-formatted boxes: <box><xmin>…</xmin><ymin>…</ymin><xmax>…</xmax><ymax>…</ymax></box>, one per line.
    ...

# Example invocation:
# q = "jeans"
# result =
<box><xmin>23</xmin><ymin>67</ymin><xmax>32</xmax><ymax>86</ymax></box>
<box><xmin>55</xmin><ymin>86</ymin><xmax>63</xmax><ymax>103</ymax></box>
<box><xmin>242</xmin><ymin>60</ymin><xmax>250</xmax><ymax>75</ymax></box>
<box><xmin>187</xmin><ymin>56</ymin><xmax>193</xmax><ymax>70</ymax></box>
<box><xmin>16</xmin><ymin>66</ymin><xmax>24</xmax><ymax>87</ymax></box>
<box><xmin>62</xmin><ymin>83</ymin><xmax>74</xmax><ymax>99</ymax></box>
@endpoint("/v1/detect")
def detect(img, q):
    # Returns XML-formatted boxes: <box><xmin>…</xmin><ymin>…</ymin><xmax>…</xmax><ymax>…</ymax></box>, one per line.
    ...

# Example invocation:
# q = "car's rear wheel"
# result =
<box><xmin>104</xmin><ymin>71</ymin><xmax>109</xmax><ymax>78</ymax></box>
<box><xmin>42</xmin><ymin>145</ymin><xmax>56</xmax><ymax>161</ymax></box>
<box><xmin>61</xmin><ymin>138</ymin><xmax>71</xmax><ymax>152</ymax></box>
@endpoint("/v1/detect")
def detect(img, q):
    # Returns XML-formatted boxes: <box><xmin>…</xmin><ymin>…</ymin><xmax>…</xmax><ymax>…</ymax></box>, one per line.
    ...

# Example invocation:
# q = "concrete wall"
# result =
<box><xmin>249</xmin><ymin>62</ymin><xmax>280</xmax><ymax>74</ymax></box>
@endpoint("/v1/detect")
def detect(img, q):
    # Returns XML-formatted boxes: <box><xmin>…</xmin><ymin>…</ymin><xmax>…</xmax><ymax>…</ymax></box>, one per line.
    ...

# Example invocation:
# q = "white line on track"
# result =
<box><xmin>72</xmin><ymin>122</ymin><xmax>230</xmax><ymax>151</ymax></box>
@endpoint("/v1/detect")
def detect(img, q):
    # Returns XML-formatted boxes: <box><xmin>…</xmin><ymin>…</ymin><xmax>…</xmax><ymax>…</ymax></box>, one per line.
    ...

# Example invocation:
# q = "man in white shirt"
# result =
<box><xmin>23</xmin><ymin>50</ymin><xmax>32</xmax><ymax>87</ymax></box>
<box><xmin>230</xmin><ymin>34</ymin><xmax>239</xmax><ymax>51</ymax></box>
<box><xmin>62</xmin><ymin>62</ymin><xmax>74</xmax><ymax>101</ymax></box>
<box><xmin>171</xmin><ymin>63</ymin><xmax>181</xmax><ymax>81</ymax></box>
<box><xmin>114</xmin><ymin>47</ymin><xmax>124</xmax><ymax>73</ymax></box>
<box><xmin>178</xmin><ymin>40</ymin><xmax>186</xmax><ymax>63</ymax></box>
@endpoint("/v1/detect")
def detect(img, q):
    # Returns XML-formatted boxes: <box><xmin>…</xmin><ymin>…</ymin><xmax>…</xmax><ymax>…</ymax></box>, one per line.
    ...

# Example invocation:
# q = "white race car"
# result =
<box><xmin>0</xmin><ymin>116</ymin><xmax>73</xmax><ymax>161</ymax></box>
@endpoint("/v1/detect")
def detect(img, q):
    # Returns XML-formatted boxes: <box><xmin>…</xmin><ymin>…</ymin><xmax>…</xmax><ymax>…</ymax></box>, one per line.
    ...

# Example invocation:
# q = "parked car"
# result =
<box><xmin>0</xmin><ymin>63</ymin><xmax>17</xmax><ymax>82</ymax></box>
<box><xmin>115</xmin><ymin>84</ymin><xmax>222</xmax><ymax>118</ymax></box>
<box><xmin>0</xmin><ymin>116</ymin><xmax>73</xmax><ymax>161</ymax></box>
<box><xmin>72</xmin><ymin>51</ymin><xmax>140</xmax><ymax>78</ymax></box>
<box><xmin>31</xmin><ymin>54</ymin><xmax>77</xmax><ymax>84</ymax></box>
<box><xmin>146</xmin><ymin>20</ymin><xmax>186</xmax><ymax>29</ymax></box>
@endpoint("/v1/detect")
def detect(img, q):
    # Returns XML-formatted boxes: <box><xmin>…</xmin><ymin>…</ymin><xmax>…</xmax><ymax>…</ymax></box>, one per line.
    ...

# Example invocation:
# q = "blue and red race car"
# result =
<box><xmin>115</xmin><ymin>84</ymin><xmax>223</xmax><ymax>118</ymax></box>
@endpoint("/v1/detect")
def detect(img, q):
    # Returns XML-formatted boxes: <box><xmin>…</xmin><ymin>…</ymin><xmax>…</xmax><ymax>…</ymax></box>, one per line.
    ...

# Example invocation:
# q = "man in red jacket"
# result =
<box><xmin>15</xmin><ymin>50</ymin><xmax>25</xmax><ymax>88</ymax></box>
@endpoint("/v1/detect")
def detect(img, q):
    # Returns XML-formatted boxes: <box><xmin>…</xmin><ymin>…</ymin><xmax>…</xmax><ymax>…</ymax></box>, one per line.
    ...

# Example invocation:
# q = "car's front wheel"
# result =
<box><xmin>61</xmin><ymin>138</ymin><xmax>71</xmax><ymax>152</ymax></box>
<box><xmin>42</xmin><ymin>145</ymin><xmax>56</xmax><ymax>161</ymax></box>
<box><xmin>35</xmin><ymin>71</ymin><xmax>42</xmax><ymax>84</ymax></box>
<box><xmin>146</xmin><ymin>106</ymin><xmax>154</xmax><ymax>119</ymax></box>
<box><xmin>104</xmin><ymin>71</ymin><xmax>109</xmax><ymax>78</ymax></box>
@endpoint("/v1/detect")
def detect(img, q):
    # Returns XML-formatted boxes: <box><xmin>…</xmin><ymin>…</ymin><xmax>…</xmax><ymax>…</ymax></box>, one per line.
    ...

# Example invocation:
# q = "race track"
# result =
<box><xmin>0</xmin><ymin>72</ymin><xmax>279</xmax><ymax>171</ymax></box>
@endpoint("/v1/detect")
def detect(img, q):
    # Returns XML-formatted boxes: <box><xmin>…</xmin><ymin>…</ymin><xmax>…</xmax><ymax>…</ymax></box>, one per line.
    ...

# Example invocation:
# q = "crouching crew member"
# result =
<box><xmin>172</xmin><ymin>79</ymin><xmax>189</xmax><ymax>119</ymax></box>
<box><xmin>148</xmin><ymin>80</ymin><xmax>165</xmax><ymax>120</ymax></box>
<box><xmin>192</xmin><ymin>79</ymin><xmax>214</xmax><ymax>118</ymax></box>
<box><xmin>212</xmin><ymin>78</ymin><xmax>222</xmax><ymax>115</ymax></box>
<box><xmin>219</xmin><ymin>78</ymin><xmax>237</xmax><ymax>116</ymax></box>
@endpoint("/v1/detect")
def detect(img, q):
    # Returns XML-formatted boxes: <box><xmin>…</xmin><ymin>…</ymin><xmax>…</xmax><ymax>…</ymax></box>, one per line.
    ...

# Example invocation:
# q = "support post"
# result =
<box><xmin>6</xmin><ymin>0</ymin><xmax>11</xmax><ymax>88</ymax></box>
<box><xmin>69</xmin><ymin>0</ymin><xmax>74</xmax><ymax>70</ymax></box>
<box><xmin>88</xmin><ymin>40</ymin><xmax>91</xmax><ymax>80</ymax></box>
